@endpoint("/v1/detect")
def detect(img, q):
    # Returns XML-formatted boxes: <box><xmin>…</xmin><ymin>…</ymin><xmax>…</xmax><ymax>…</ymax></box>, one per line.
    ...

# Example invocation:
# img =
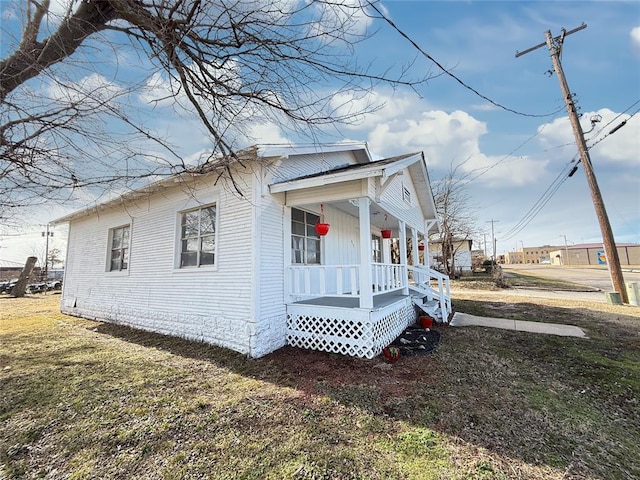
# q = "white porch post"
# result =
<box><xmin>398</xmin><ymin>220</ymin><xmax>409</xmax><ymax>295</ymax></box>
<box><xmin>425</xmin><ymin>220</ymin><xmax>437</xmax><ymax>268</ymax></box>
<box><xmin>410</xmin><ymin>227</ymin><xmax>419</xmax><ymax>267</ymax></box>
<box><xmin>382</xmin><ymin>239</ymin><xmax>392</xmax><ymax>264</ymax></box>
<box><xmin>358</xmin><ymin>197</ymin><xmax>373</xmax><ymax>308</ymax></box>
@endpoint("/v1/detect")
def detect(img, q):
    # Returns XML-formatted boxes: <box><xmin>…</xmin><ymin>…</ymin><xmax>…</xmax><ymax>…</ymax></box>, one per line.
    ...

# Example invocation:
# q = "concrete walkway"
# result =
<box><xmin>450</xmin><ymin>312</ymin><xmax>587</xmax><ymax>338</ymax></box>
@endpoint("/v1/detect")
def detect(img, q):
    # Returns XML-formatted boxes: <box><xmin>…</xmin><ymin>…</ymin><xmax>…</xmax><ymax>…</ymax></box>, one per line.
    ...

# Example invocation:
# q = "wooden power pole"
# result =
<box><xmin>516</xmin><ymin>24</ymin><xmax>628</xmax><ymax>304</ymax></box>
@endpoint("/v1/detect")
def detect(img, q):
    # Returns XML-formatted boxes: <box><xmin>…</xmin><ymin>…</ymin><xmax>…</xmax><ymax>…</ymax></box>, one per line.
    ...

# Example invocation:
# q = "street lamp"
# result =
<box><xmin>583</xmin><ymin>114</ymin><xmax>602</xmax><ymax>134</ymax></box>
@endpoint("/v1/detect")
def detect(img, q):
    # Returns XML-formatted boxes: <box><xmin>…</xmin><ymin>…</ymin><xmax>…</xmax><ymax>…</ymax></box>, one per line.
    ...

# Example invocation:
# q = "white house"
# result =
<box><xmin>428</xmin><ymin>239</ymin><xmax>474</xmax><ymax>274</ymax></box>
<box><xmin>53</xmin><ymin>144</ymin><xmax>450</xmax><ymax>359</ymax></box>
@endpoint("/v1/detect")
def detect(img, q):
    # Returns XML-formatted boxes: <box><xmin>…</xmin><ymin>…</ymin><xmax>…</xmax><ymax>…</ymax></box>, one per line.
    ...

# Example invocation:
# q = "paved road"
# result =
<box><xmin>502</xmin><ymin>264</ymin><xmax>640</xmax><ymax>292</ymax></box>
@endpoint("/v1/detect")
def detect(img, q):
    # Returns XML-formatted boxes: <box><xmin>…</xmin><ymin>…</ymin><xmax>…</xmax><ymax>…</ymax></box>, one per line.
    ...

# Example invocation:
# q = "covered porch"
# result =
<box><xmin>285</xmin><ymin>262</ymin><xmax>451</xmax><ymax>359</ymax></box>
<box><xmin>270</xmin><ymin>152</ymin><xmax>451</xmax><ymax>359</ymax></box>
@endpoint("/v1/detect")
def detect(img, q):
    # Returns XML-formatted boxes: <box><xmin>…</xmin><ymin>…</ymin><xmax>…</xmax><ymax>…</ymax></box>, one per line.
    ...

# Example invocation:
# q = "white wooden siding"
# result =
<box><xmin>322</xmin><ymin>205</ymin><xmax>360</xmax><ymax>266</ymax></box>
<box><xmin>253</xmin><ymin>179</ymin><xmax>288</xmax><ymax>357</ymax></box>
<box><xmin>377</xmin><ymin>169</ymin><xmax>426</xmax><ymax>232</ymax></box>
<box><xmin>61</xmin><ymin>174</ymin><xmax>257</xmax><ymax>355</ymax></box>
<box><xmin>268</xmin><ymin>151</ymin><xmax>358</xmax><ymax>183</ymax></box>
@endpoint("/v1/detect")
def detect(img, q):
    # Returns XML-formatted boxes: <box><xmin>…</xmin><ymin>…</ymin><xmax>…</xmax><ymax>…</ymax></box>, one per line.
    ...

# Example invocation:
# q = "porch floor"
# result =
<box><xmin>293</xmin><ymin>292</ymin><xmax>409</xmax><ymax>310</ymax></box>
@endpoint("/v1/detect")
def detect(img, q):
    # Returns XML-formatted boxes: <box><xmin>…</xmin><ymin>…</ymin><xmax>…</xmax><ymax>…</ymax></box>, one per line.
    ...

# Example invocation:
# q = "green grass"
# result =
<box><xmin>500</xmin><ymin>271</ymin><xmax>597</xmax><ymax>291</ymax></box>
<box><xmin>453</xmin><ymin>270</ymin><xmax>595</xmax><ymax>292</ymax></box>
<box><xmin>1</xmin><ymin>293</ymin><xmax>639</xmax><ymax>479</ymax></box>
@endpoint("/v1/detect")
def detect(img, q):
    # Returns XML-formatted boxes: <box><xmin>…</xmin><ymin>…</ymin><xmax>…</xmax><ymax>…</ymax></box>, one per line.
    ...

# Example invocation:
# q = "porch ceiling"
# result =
<box><xmin>295</xmin><ymin>198</ymin><xmax>401</xmax><ymax>231</ymax></box>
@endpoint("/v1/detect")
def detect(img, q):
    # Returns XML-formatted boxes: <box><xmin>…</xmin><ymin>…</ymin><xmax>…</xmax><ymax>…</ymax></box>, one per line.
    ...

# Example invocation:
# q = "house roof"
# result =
<box><xmin>557</xmin><ymin>243</ymin><xmax>639</xmax><ymax>250</ymax></box>
<box><xmin>52</xmin><ymin>143</ymin><xmax>372</xmax><ymax>224</ymax></box>
<box><xmin>269</xmin><ymin>151</ymin><xmax>438</xmax><ymax>230</ymax></box>
<box><xmin>269</xmin><ymin>152</ymin><xmax>421</xmax><ymax>192</ymax></box>
<box><xmin>52</xmin><ymin>144</ymin><xmax>437</xmax><ymax>225</ymax></box>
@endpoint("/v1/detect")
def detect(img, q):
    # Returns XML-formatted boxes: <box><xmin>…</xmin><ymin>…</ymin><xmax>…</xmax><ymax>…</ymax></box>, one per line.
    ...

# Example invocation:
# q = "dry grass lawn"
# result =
<box><xmin>1</xmin><ymin>284</ymin><xmax>639</xmax><ymax>479</ymax></box>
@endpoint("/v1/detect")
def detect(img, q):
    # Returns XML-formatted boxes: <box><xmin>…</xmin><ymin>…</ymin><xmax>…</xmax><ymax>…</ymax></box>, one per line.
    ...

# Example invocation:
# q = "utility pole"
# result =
<box><xmin>516</xmin><ymin>24</ymin><xmax>628</xmax><ymax>303</ymax></box>
<box><xmin>486</xmin><ymin>220</ymin><xmax>499</xmax><ymax>262</ymax></box>
<box><xmin>483</xmin><ymin>232</ymin><xmax>487</xmax><ymax>258</ymax></box>
<box><xmin>562</xmin><ymin>234</ymin><xmax>570</xmax><ymax>266</ymax></box>
<box><xmin>42</xmin><ymin>224</ymin><xmax>53</xmax><ymax>281</ymax></box>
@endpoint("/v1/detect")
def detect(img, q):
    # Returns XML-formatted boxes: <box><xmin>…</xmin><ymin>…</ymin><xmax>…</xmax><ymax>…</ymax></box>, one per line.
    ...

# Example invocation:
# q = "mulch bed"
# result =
<box><xmin>389</xmin><ymin>324</ymin><xmax>441</xmax><ymax>356</ymax></box>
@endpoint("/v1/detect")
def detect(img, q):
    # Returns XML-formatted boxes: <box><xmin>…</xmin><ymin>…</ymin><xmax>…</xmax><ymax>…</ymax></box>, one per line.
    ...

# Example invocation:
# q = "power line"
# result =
<box><xmin>462</xmin><ymin>116</ymin><xmax>559</xmax><ymax>185</ymax></box>
<box><xmin>498</xmin><ymin>99</ymin><xmax>639</xmax><ymax>242</ymax></box>
<box><xmin>587</xmin><ymin>99</ymin><xmax>640</xmax><ymax>140</ymax></box>
<box><xmin>499</xmin><ymin>162</ymin><xmax>573</xmax><ymax>241</ymax></box>
<box><xmin>366</xmin><ymin>2</ymin><xmax>564</xmax><ymax>118</ymax></box>
<box><xmin>587</xmin><ymin>107</ymin><xmax>639</xmax><ymax>151</ymax></box>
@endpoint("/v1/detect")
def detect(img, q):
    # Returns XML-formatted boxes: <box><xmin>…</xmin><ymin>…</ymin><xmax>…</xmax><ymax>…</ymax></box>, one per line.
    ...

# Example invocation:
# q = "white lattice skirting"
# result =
<box><xmin>286</xmin><ymin>299</ymin><xmax>415</xmax><ymax>359</ymax></box>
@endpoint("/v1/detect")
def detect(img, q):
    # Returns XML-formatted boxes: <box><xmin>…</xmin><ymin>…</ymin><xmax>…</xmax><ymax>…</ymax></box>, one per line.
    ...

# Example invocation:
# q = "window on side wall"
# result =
<box><xmin>109</xmin><ymin>225</ymin><xmax>130</xmax><ymax>271</ymax></box>
<box><xmin>291</xmin><ymin>208</ymin><xmax>321</xmax><ymax>264</ymax></box>
<box><xmin>371</xmin><ymin>234</ymin><xmax>381</xmax><ymax>263</ymax></box>
<box><xmin>180</xmin><ymin>204</ymin><xmax>217</xmax><ymax>268</ymax></box>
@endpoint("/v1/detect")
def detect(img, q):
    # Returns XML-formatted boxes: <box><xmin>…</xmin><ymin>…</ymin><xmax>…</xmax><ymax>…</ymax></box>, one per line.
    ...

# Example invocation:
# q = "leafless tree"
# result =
<box><xmin>1</xmin><ymin>0</ymin><xmax>429</xmax><ymax>222</ymax></box>
<box><xmin>429</xmin><ymin>161</ymin><xmax>478</xmax><ymax>277</ymax></box>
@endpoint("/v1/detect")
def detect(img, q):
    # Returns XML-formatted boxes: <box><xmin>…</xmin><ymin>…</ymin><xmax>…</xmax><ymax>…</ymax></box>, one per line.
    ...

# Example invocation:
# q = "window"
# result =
<box><xmin>180</xmin><ymin>204</ymin><xmax>216</xmax><ymax>268</ymax></box>
<box><xmin>291</xmin><ymin>208</ymin><xmax>321</xmax><ymax>264</ymax></box>
<box><xmin>109</xmin><ymin>225</ymin><xmax>130</xmax><ymax>271</ymax></box>
<box><xmin>371</xmin><ymin>235</ymin><xmax>382</xmax><ymax>263</ymax></box>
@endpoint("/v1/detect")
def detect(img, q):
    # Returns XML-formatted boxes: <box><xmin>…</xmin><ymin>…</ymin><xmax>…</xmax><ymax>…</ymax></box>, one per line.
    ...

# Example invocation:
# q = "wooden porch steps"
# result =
<box><xmin>411</xmin><ymin>295</ymin><xmax>443</xmax><ymax>321</ymax></box>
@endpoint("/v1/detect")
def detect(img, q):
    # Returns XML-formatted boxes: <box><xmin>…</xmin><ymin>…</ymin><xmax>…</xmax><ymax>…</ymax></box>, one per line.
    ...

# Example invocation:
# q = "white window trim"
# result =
<box><xmin>174</xmin><ymin>201</ymin><xmax>219</xmax><ymax>272</ymax></box>
<box><xmin>106</xmin><ymin>223</ymin><xmax>131</xmax><ymax>275</ymax></box>
<box><xmin>291</xmin><ymin>207</ymin><xmax>322</xmax><ymax>265</ymax></box>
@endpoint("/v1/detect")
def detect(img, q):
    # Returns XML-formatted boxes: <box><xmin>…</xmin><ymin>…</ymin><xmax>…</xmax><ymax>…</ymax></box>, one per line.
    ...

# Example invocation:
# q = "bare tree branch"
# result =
<box><xmin>430</xmin><ymin>160</ymin><xmax>479</xmax><ymax>277</ymax></box>
<box><xmin>1</xmin><ymin>0</ymin><xmax>433</xmax><ymax>222</ymax></box>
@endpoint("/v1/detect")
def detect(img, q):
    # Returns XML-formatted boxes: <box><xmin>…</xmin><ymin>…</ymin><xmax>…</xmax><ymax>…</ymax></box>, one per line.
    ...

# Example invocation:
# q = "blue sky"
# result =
<box><xmin>1</xmin><ymin>0</ymin><xmax>639</xmax><ymax>264</ymax></box>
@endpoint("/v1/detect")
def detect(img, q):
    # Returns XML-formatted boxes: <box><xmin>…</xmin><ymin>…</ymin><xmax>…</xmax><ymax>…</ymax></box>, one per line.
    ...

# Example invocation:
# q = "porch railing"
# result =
<box><xmin>407</xmin><ymin>265</ymin><xmax>452</xmax><ymax>321</ymax></box>
<box><xmin>288</xmin><ymin>263</ymin><xmax>407</xmax><ymax>300</ymax></box>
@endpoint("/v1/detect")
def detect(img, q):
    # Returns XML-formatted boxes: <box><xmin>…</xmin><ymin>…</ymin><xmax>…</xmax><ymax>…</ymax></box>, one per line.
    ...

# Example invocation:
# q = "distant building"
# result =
<box><xmin>549</xmin><ymin>243</ymin><xmax>640</xmax><ymax>266</ymax></box>
<box><xmin>504</xmin><ymin>245</ymin><xmax>562</xmax><ymax>265</ymax></box>
<box><xmin>428</xmin><ymin>239</ymin><xmax>473</xmax><ymax>273</ymax></box>
<box><xmin>0</xmin><ymin>259</ymin><xmax>41</xmax><ymax>281</ymax></box>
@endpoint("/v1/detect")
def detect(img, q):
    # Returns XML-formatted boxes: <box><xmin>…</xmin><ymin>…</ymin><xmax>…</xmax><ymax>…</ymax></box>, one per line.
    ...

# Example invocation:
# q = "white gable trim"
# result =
<box><xmin>269</xmin><ymin>152</ymin><xmax>423</xmax><ymax>195</ymax></box>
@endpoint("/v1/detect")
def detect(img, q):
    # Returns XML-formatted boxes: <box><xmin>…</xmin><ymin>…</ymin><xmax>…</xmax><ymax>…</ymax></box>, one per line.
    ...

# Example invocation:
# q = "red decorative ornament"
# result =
<box><xmin>418</xmin><ymin>244</ymin><xmax>425</xmax><ymax>251</ymax></box>
<box><xmin>315</xmin><ymin>203</ymin><xmax>330</xmax><ymax>236</ymax></box>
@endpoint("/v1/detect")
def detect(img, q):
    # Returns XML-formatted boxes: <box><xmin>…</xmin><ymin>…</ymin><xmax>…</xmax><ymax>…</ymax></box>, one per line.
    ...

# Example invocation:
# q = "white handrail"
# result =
<box><xmin>407</xmin><ymin>265</ymin><xmax>452</xmax><ymax>321</ymax></box>
<box><xmin>289</xmin><ymin>263</ymin><xmax>408</xmax><ymax>299</ymax></box>
<box><xmin>289</xmin><ymin>265</ymin><xmax>360</xmax><ymax>297</ymax></box>
<box><xmin>288</xmin><ymin>263</ymin><xmax>449</xmax><ymax>320</ymax></box>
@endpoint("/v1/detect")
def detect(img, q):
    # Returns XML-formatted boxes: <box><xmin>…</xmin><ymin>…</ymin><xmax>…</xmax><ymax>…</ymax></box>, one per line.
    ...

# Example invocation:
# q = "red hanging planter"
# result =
<box><xmin>315</xmin><ymin>222</ymin><xmax>330</xmax><ymax>236</ymax></box>
<box><xmin>418</xmin><ymin>244</ymin><xmax>425</xmax><ymax>251</ymax></box>
<box><xmin>381</xmin><ymin>214</ymin><xmax>392</xmax><ymax>238</ymax></box>
<box><xmin>315</xmin><ymin>203</ymin><xmax>329</xmax><ymax>236</ymax></box>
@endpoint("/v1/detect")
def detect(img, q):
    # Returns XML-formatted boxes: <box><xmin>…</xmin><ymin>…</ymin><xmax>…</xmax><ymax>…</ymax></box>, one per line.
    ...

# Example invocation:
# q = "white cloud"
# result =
<box><xmin>331</xmin><ymin>88</ymin><xmax>554</xmax><ymax>186</ymax></box>
<box><xmin>45</xmin><ymin>73</ymin><xmax>124</xmax><ymax>110</ymax></box>
<box><xmin>49</xmin><ymin>0</ymin><xmax>75</xmax><ymax>17</ymax></box>
<box><xmin>631</xmin><ymin>26</ymin><xmax>640</xmax><ymax>55</ymax></box>
<box><xmin>309</xmin><ymin>0</ymin><xmax>375</xmax><ymax>43</ymax></box>
<box><xmin>246</xmin><ymin>122</ymin><xmax>291</xmax><ymax>145</ymax></box>
<box><xmin>537</xmin><ymin>109</ymin><xmax>640</xmax><ymax>166</ymax></box>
